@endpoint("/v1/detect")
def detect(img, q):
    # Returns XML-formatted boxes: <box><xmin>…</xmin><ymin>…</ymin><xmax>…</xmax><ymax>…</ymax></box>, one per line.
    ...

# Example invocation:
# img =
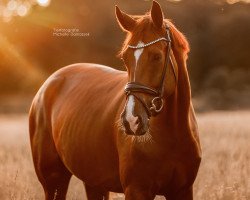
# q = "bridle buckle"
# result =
<box><xmin>150</xmin><ymin>97</ymin><xmax>164</xmax><ymax>116</ymax></box>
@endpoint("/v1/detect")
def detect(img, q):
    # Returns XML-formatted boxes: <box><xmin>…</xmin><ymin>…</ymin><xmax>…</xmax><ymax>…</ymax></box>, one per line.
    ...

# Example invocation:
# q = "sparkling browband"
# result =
<box><xmin>128</xmin><ymin>37</ymin><xmax>169</xmax><ymax>49</ymax></box>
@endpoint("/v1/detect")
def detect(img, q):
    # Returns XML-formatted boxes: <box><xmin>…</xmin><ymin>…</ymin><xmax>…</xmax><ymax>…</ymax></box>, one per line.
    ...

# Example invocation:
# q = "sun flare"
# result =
<box><xmin>0</xmin><ymin>0</ymin><xmax>51</xmax><ymax>22</ymax></box>
<box><xmin>37</xmin><ymin>0</ymin><xmax>51</xmax><ymax>7</ymax></box>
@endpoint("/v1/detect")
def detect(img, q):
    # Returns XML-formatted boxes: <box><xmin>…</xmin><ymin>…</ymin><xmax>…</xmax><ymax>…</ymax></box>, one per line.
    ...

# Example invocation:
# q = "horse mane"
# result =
<box><xmin>118</xmin><ymin>14</ymin><xmax>190</xmax><ymax>59</ymax></box>
<box><xmin>165</xmin><ymin>19</ymin><xmax>190</xmax><ymax>55</ymax></box>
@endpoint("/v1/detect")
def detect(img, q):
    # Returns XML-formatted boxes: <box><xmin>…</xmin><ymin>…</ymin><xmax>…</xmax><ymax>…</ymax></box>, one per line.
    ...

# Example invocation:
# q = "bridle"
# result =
<box><xmin>124</xmin><ymin>25</ymin><xmax>176</xmax><ymax>118</ymax></box>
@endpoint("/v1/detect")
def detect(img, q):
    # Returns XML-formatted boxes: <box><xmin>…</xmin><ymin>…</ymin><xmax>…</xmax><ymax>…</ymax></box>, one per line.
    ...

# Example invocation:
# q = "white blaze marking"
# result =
<box><xmin>133</xmin><ymin>41</ymin><xmax>144</xmax><ymax>81</ymax></box>
<box><xmin>125</xmin><ymin>41</ymin><xmax>144</xmax><ymax>133</ymax></box>
<box><xmin>126</xmin><ymin>95</ymin><xmax>138</xmax><ymax>133</ymax></box>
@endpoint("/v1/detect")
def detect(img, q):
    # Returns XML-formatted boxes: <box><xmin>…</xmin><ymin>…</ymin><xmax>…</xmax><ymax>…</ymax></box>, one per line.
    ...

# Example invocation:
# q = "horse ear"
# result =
<box><xmin>115</xmin><ymin>6</ymin><xmax>136</xmax><ymax>32</ymax></box>
<box><xmin>150</xmin><ymin>1</ymin><xmax>164</xmax><ymax>29</ymax></box>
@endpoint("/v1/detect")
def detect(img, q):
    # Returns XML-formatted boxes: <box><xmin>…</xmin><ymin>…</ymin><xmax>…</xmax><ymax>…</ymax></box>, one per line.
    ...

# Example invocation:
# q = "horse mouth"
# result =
<box><xmin>121</xmin><ymin>117</ymin><xmax>147</xmax><ymax>136</ymax></box>
<box><xmin>116</xmin><ymin>117</ymin><xmax>153</xmax><ymax>143</ymax></box>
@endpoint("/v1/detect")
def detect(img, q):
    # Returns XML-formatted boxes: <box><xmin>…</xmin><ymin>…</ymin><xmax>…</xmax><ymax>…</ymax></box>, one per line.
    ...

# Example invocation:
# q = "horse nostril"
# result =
<box><xmin>135</xmin><ymin>117</ymin><xmax>140</xmax><ymax>125</ymax></box>
<box><xmin>136</xmin><ymin>115</ymin><xmax>142</xmax><ymax>123</ymax></box>
<box><xmin>122</xmin><ymin>120</ymin><xmax>134</xmax><ymax>135</ymax></box>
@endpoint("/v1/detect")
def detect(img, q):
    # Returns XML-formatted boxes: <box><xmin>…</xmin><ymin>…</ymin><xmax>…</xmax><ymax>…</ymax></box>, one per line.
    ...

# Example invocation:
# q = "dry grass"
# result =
<box><xmin>0</xmin><ymin>111</ymin><xmax>249</xmax><ymax>199</ymax></box>
<box><xmin>194</xmin><ymin>111</ymin><xmax>250</xmax><ymax>200</ymax></box>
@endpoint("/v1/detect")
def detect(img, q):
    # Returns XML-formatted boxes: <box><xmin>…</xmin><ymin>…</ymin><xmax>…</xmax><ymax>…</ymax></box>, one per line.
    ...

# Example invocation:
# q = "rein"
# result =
<box><xmin>124</xmin><ymin>26</ymin><xmax>175</xmax><ymax>118</ymax></box>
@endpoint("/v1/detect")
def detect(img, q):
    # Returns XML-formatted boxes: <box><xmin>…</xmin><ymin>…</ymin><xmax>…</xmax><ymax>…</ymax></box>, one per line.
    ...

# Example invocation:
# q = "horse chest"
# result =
<box><xmin>118</xmin><ymin>138</ymin><xmax>200</xmax><ymax>192</ymax></box>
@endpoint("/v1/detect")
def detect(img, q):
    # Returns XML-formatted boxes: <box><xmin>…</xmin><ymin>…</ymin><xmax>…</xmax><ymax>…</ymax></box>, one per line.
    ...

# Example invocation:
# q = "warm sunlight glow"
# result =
<box><xmin>0</xmin><ymin>33</ymin><xmax>46</xmax><ymax>84</ymax></box>
<box><xmin>0</xmin><ymin>0</ymin><xmax>52</xmax><ymax>22</ymax></box>
<box><xmin>37</xmin><ymin>0</ymin><xmax>51</xmax><ymax>7</ymax></box>
<box><xmin>7</xmin><ymin>0</ymin><xmax>17</xmax><ymax>11</ymax></box>
<box><xmin>17</xmin><ymin>4</ymin><xmax>28</xmax><ymax>17</ymax></box>
<box><xmin>1</xmin><ymin>0</ymin><xmax>250</xmax><ymax>23</ymax></box>
<box><xmin>2</xmin><ymin>8</ymin><xmax>11</xmax><ymax>22</ymax></box>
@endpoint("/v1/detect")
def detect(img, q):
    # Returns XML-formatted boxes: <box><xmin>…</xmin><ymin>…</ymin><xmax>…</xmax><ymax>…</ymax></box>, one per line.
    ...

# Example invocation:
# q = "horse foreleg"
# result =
<box><xmin>104</xmin><ymin>192</ymin><xmax>110</xmax><ymax>200</ymax></box>
<box><xmin>165</xmin><ymin>186</ymin><xmax>193</xmax><ymax>200</ymax></box>
<box><xmin>124</xmin><ymin>186</ymin><xmax>155</xmax><ymax>200</ymax></box>
<box><xmin>42</xmin><ymin>171</ymin><xmax>71</xmax><ymax>200</ymax></box>
<box><xmin>30</xmin><ymin>113</ymin><xmax>72</xmax><ymax>200</ymax></box>
<box><xmin>85</xmin><ymin>185</ymin><xmax>108</xmax><ymax>200</ymax></box>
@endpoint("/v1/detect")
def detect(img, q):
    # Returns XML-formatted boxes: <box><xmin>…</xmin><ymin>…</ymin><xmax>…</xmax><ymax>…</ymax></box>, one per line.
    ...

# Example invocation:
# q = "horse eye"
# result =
<box><xmin>150</xmin><ymin>53</ymin><xmax>162</xmax><ymax>62</ymax></box>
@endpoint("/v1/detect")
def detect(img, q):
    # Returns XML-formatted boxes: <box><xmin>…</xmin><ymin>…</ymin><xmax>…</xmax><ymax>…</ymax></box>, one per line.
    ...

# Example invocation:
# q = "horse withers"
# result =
<box><xmin>29</xmin><ymin>1</ymin><xmax>201</xmax><ymax>199</ymax></box>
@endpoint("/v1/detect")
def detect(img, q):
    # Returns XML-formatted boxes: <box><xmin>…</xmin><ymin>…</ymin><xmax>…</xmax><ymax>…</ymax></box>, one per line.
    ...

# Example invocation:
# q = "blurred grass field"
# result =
<box><xmin>0</xmin><ymin>111</ymin><xmax>249</xmax><ymax>200</ymax></box>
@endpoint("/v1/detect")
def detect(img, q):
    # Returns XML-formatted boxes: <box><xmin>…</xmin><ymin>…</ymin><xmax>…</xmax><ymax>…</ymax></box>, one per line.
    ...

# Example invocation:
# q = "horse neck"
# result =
<box><xmin>152</xmin><ymin>50</ymin><xmax>191</xmax><ymax>137</ymax></box>
<box><xmin>172</xmin><ymin>51</ymin><xmax>191</xmax><ymax>124</ymax></box>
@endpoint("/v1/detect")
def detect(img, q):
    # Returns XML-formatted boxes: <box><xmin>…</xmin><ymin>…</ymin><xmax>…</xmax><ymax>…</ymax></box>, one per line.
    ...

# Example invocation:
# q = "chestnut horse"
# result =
<box><xmin>29</xmin><ymin>1</ymin><xmax>201</xmax><ymax>200</ymax></box>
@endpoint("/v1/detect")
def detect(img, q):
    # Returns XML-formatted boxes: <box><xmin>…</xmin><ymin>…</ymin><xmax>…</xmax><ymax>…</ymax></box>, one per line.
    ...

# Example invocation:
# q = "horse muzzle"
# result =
<box><xmin>121</xmin><ymin>112</ymin><xmax>149</xmax><ymax>136</ymax></box>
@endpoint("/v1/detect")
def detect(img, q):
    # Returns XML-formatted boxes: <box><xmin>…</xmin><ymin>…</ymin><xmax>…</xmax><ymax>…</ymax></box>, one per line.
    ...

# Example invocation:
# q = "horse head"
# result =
<box><xmin>116</xmin><ymin>1</ymin><xmax>178</xmax><ymax>136</ymax></box>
